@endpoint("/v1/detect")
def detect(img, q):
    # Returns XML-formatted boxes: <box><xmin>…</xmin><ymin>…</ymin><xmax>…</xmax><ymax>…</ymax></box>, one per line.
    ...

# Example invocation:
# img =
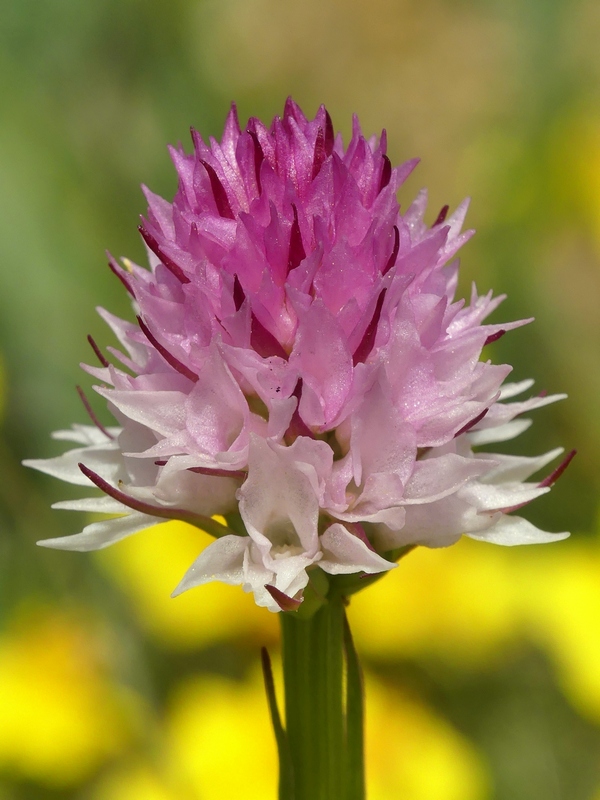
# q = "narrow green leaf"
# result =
<box><xmin>261</xmin><ymin>647</ymin><xmax>295</xmax><ymax>800</ymax></box>
<box><xmin>344</xmin><ymin>614</ymin><xmax>366</xmax><ymax>800</ymax></box>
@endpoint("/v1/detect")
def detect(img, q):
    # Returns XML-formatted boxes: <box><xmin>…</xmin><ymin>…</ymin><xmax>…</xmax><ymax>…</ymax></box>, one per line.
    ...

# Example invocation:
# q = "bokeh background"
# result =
<box><xmin>1</xmin><ymin>0</ymin><xmax>599</xmax><ymax>797</ymax></box>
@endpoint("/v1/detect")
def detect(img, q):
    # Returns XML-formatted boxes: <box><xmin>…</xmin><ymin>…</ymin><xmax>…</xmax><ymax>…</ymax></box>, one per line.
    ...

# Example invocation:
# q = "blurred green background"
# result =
<box><xmin>1</xmin><ymin>0</ymin><xmax>599</xmax><ymax>797</ymax></box>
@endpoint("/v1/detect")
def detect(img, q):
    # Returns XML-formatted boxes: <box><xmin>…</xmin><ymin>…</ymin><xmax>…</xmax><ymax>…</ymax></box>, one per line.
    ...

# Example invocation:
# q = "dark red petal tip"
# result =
<box><xmin>107</xmin><ymin>254</ymin><xmax>134</xmax><ymax>296</ymax></box>
<box><xmin>248</xmin><ymin>130</ymin><xmax>264</xmax><ymax>194</ymax></box>
<box><xmin>484</xmin><ymin>329</ymin><xmax>506</xmax><ymax>346</ymax></box>
<box><xmin>76</xmin><ymin>385</ymin><xmax>114</xmax><ymax>440</ymax></box>
<box><xmin>353</xmin><ymin>289</ymin><xmax>387</xmax><ymax>366</ymax></box>
<box><xmin>382</xmin><ymin>225</ymin><xmax>400</xmax><ymax>275</ymax></box>
<box><xmin>284</xmin><ymin>378</ymin><xmax>315</xmax><ymax>442</ymax></box>
<box><xmin>312</xmin><ymin>126</ymin><xmax>327</xmax><ymax>178</ymax></box>
<box><xmin>137</xmin><ymin>316</ymin><xmax>198</xmax><ymax>383</ymax></box>
<box><xmin>200</xmin><ymin>160</ymin><xmax>235</xmax><ymax>219</ymax></box>
<box><xmin>455</xmin><ymin>408</ymin><xmax>489</xmax><ymax>437</ymax></box>
<box><xmin>154</xmin><ymin>460</ymin><xmax>247</xmax><ymax>480</ymax></box>
<box><xmin>265</xmin><ymin>584</ymin><xmax>303</xmax><ymax>611</ymax></box>
<box><xmin>287</xmin><ymin>204</ymin><xmax>306</xmax><ymax>273</ymax></box>
<box><xmin>379</xmin><ymin>154</ymin><xmax>392</xmax><ymax>192</ymax></box>
<box><xmin>138</xmin><ymin>225</ymin><xmax>190</xmax><ymax>284</ymax></box>
<box><xmin>77</xmin><ymin>463</ymin><xmax>232</xmax><ymax>538</ymax></box>
<box><xmin>187</xmin><ymin>465</ymin><xmax>248</xmax><ymax>480</ymax></box>
<box><xmin>495</xmin><ymin>449</ymin><xmax>577</xmax><ymax>514</ymax></box>
<box><xmin>433</xmin><ymin>204</ymin><xmax>450</xmax><ymax>226</ymax></box>
<box><xmin>250</xmin><ymin>314</ymin><xmax>289</xmax><ymax>360</ymax></box>
<box><xmin>87</xmin><ymin>335</ymin><xmax>109</xmax><ymax>368</ymax></box>
<box><xmin>539</xmin><ymin>449</ymin><xmax>576</xmax><ymax>489</ymax></box>
<box><xmin>324</xmin><ymin>110</ymin><xmax>334</xmax><ymax>155</ymax></box>
<box><xmin>346</xmin><ymin>522</ymin><xmax>376</xmax><ymax>552</ymax></box>
<box><xmin>233</xmin><ymin>274</ymin><xmax>246</xmax><ymax>311</ymax></box>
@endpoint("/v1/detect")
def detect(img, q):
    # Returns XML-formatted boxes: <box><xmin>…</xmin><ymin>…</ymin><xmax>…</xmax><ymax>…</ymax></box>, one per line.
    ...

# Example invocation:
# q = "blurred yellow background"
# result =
<box><xmin>1</xmin><ymin>0</ymin><xmax>599</xmax><ymax>797</ymax></box>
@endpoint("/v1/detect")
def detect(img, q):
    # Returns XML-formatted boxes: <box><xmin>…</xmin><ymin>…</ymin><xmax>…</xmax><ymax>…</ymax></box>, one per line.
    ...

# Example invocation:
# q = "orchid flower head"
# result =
<box><xmin>24</xmin><ymin>99</ymin><xmax>570</xmax><ymax>612</ymax></box>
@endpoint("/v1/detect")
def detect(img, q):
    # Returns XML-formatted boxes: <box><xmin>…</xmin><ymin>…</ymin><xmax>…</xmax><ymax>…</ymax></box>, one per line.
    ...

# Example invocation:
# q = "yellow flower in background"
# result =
<box><xmin>95</xmin><ymin>520</ymin><xmax>278</xmax><ymax>650</ymax></box>
<box><xmin>0</xmin><ymin>609</ymin><xmax>138</xmax><ymax>787</ymax></box>
<box><xmin>156</xmin><ymin>666</ymin><xmax>487</xmax><ymax>800</ymax></box>
<box><xmin>512</xmin><ymin>519</ymin><xmax>600</xmax><ymax>724</ymax></box>
<box><xmin>548</xmin><ymin>112</ymin><xmax>600</xmax><ymax>247</ymax></box>
<box><xmin>351</xmin><ymin>515</ymin><xmax>600</xmax><ymax>728</ymax></box>
<box><xmin>165</xmin><ymin>670</ymin><xmax>277</xmax><ymax>800</ymax></box>
<box><xmin>96</xmin><ymin>512</ymin><xmax>600</xmax><ymax>728</ymax></box>
<box><xmin>5</xmin><ymin>476</ymin><xmax>596</xmax><ymax>799</ymax></box>
<box><xmin>48</xmin><ymin>508</ymin><xmax>599</xmax><ymax>800</ymax></box>
<box><xmin>365</xmin><ymin>674</ymin><xmax>488</xmax><ymax>800</ymax></box>
<box><xmin>92</xmin><ymin>763</ymin><xmax>183</xmax><ymax>800</ymax></box>
<box><xmin>349</xmin><ymin>536</ymin><xmax>518</xmax><ymax>667</ymax></box>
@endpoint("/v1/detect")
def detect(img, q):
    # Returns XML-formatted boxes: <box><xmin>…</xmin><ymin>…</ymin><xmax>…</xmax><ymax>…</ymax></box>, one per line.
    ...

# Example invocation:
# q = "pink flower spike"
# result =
<box><xmin>25</xmin><ymin>99</ymin><xmax>571</xmax><ymax>611</ymax></box>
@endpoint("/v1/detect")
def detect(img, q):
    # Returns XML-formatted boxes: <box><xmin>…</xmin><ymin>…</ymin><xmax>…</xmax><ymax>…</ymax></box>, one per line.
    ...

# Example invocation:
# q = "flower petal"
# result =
<box><xmin>467</xmin><ymin>515</ymin><xmax>569</xmax><ymax>545</ymax></box>
<box><xmin>320</xmin><ymin>524</ymin><xmax>396</xmax><ymax>574</ymax></box>
<box><xmin>38</xmin><ymin>512</ymin><xmax>159</xmax><ymax>551</ymax></box>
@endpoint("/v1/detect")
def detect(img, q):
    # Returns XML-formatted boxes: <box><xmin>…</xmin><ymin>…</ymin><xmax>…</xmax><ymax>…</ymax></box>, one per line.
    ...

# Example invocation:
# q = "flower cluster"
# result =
<box><xmin>25</xmin><ymin>99</ymin><xmax>570</xmax><ymax>611</ymax></box>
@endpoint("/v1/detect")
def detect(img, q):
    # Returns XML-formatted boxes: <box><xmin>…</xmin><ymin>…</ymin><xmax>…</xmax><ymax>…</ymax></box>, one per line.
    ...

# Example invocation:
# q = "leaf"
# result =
<box><xmin>261</xmin><ymin>647</ymin><xmax>295</xmax><ymax>800</ymax></box>
<box><xmin>343</xmin><ymin>613</ymin><xmax>366</xmax><ymax>800</ymax></box>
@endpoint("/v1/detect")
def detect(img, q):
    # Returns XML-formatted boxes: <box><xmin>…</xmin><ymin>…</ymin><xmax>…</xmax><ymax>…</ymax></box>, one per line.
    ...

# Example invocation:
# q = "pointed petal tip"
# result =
<box><xmin>539</xmin><ymin>448</ymin><xmax>576</xmax><ymax>489</ymax></box>
<box><xmin>171</xmin><ymin>571</ymin><xmax>195</xmax><ymax>598</ymax></box>
<box><xmin>35</xmin><ymin>533</ymin><xmax>97</xmax><ymax>552</ymax></box>
<box><xmin>468</xmin><ymin>515</ymin><xmax>571</xmax><ymax>546</ymax></box>
<box><xmin>36</xmin><ymin>537</ymin><xmax>58</xmax><ymax>549</ymax></box>
<box><xmin>265</xmin><ymin>584</ymin><xmax>304</xmax><ymax>612</ymax></box>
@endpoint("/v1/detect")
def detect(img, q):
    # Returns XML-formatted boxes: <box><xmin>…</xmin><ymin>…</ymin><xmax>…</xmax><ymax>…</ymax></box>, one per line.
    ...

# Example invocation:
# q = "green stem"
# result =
<box><xmin>280</xmin><ymin>593</ymin><xmax>348</xmax><ymax>800</ymax></box>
